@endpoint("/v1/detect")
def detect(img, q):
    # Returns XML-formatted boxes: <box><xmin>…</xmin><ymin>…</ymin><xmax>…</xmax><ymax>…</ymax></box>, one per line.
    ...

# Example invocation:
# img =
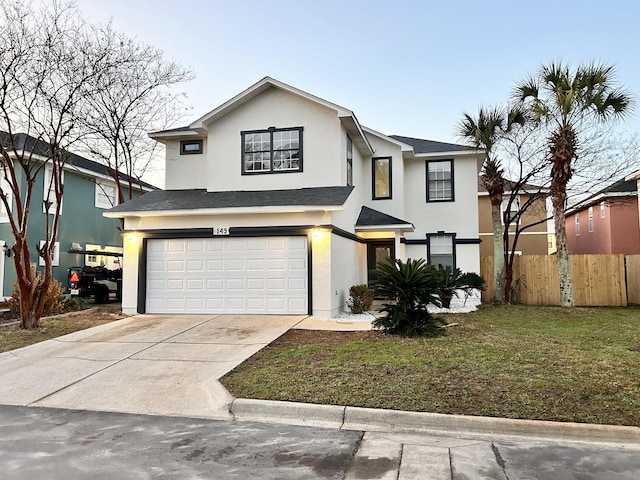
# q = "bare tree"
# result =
<box><xmin>0</xmin><ymin>0</ymin><xmax>120</xmax><ymax>328</ymax></box>
<box><xmin>81</xmin><ymin>25</ymin><xmax>193</xmax><ymax>204</ymax></box>
<box><xmin>457</xmin><ymin>105</ymin><xmax>525</xmax><ymax>303</ymax></box>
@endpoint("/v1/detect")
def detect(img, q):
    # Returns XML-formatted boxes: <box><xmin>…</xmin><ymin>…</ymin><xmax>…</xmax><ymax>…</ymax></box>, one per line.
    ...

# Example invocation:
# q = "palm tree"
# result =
<box><xmin>457</xmin><ymin>106</ymin><xmax>525</xmax><ymax>303</ymax></box>
<box><xmin>515</xmin><ymin>62</ymin><xmax>632</xmax><ymax>307</ymax></box>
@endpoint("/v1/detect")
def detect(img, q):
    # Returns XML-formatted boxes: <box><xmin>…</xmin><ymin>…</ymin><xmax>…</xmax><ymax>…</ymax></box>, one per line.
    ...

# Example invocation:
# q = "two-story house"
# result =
<box><xmin>566</xmin><ymin>176</ymin><xmax>640</xmax><ymax>254</ymax></box>
<box><xmin>478</xmin><ymin>181</ymin><xmax>551</xmax><ymax>256</ymax></box>
<box><xmin>0</xmin><ymin>133</ymin><xmax>154</xmax><ymax>297</ymax></box>
<box><xmin>107</xmin><ymin>77</ymin><xmax>483</xmax><ymax>317</ymax></box>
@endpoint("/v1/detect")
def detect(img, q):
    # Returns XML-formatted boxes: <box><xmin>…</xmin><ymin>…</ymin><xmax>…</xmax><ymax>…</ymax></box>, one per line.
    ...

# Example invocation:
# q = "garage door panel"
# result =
<box><xmin>146</xmin><ymin>237</ymin><xmax>308</xmax><ymax>314</ymax></box>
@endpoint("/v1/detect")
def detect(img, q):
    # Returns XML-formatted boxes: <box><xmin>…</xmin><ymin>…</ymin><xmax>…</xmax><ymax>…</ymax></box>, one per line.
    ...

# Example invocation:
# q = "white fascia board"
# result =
<box><xmin>104</xmin><ymin>204</ymin><xmax>345</xmax><ymax>219</ymax></box>
<box><xmin>148</xmin><ymin>129</ymin><xmax>201</xmax><ymax>141</ymax></box>
<box><xmin>355</xmin><ymin>223</ymin><xmax>415</xmax><ymax>233</ymax></box>
<box><xmin>414</xmin><ymin>150</ymin><xmax>481</xmax><ymax>158</ymax></box>
<box><xmin>625</xmin><ymin>170</ymin><xmax>640</xmax><ymax>181</ymax></box>
<box><xmin>341</xmin><ymin>115</ymin><xmax>374</xmax><ymax>156</ymax></box>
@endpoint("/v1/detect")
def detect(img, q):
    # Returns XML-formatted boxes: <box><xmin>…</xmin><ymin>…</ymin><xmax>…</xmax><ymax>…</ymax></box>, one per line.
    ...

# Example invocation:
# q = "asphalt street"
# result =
<box><xmin>2</xmin><ymin>405</ymin><xmax>640</xmax><ymax>479</ymax></box>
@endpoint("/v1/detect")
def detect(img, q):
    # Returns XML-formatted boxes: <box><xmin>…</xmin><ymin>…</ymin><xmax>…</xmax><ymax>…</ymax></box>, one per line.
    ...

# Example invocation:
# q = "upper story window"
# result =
<box><xmin>600</xmin><ymin>201</ymin><xmax>606</xmax><ymax>218</ymax></box>
<box><xmin>0</xmin><ymin>177</ymin><xmax>12</xmax><ymax>223</ymax></box>
<box><xmin>427</xmin><ymin>233</ymin><xmax>455</xmax><ymax>270</ymax></box>
<box><xmin>426</xmin><ymin>159</ymin><xmax>454</xmax><ymax>202</ymax></box>
<box><xmin>346</xmin><ymin>135</ymin><xmax>353</xmax><ymax>186</ymax></box>
<box><xmin>180</xmin><ymin>139</ymin><xmax>203</xmax><ymax>155</ymax></box>
<box><xmin>241</xmin><ymin>127</ymin><xmax>303</xmax><ymax>175</ymax></box>
<box><xmin>588</xmin><ymin>206</ymin><xmax>594</xmax><ymax>232</ymax></box>
<box><xmin>95</xmin><ymin>181</ymin><xmax>117</xmax><ymax>209</ymax></box>
<box><xmin>43</xmin><ymin>165</ymin><xmax>63</xmax><ymax>214</ymax></box>
<box><xmin>575</xmin><ymin>212</ymin><xmax>580</xmax><ymax>236</ymax></box>
<box><xmin>502</xmin><ymin>196</ymin><xmax>520</xmax><ymax>225</ymax></box>
<box><xmin>372</xmin><ymin>156</ymin><xmax>392</xmax><ymax>199</ymax></box>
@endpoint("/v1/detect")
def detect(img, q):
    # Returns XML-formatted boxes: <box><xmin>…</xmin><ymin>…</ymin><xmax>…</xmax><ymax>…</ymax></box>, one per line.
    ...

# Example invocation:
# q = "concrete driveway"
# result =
<box><xmin>0</xmin><ymin>314</ymin><xmax>305</xmax><ymax>419</ymax></box>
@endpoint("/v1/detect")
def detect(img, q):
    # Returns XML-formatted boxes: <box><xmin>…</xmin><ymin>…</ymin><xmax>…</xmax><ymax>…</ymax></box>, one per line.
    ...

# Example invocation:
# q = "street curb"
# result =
<box><xmin>229</xmin><ymin>398</ymin><xmax>640</xmax><ymax>444</ymax></box>
<box><xmin>230</xmin><ymin>398</ymin><xmax>345</xmax><ymax>429</ymax></box>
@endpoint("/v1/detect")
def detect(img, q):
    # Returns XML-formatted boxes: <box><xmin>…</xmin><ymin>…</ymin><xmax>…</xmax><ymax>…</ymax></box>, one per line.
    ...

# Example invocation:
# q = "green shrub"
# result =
<box><xmin>62</xmin><ymin>295</ymin><xmax>91</xmax><ymax>312</ymax></box>
<box><xmin>347</xmin><ymin>284</ymin><xmax>374</xmax><ymax>314</ymax></box>
<box><xmin>435</xmin><ymin>266</ymin><xmax>484</xmax><ymax>309</ymax></box>
<box><xmin>8</xmin><ymin>275</ymin><xmax>66</xmax><ymax>317</ymax></box>
<box><xmin>371</xmin><ymin>257</ymin><xmax>446</xmax><ymax>337</ymax></box>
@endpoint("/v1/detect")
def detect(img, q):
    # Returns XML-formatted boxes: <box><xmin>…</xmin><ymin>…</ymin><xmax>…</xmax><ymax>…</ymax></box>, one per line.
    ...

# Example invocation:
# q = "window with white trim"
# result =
<box><xmin>588</xmin><ymin>206</ymin><xmax>594</xmax><ymax>232</ymax></box>
<box><xmin>428</xmin><ymin>233</ymin><xmax>455</xmax><ymax>269</ymax></box>
<box><xmin>575</xmin><ymin>212</ymin><xmax>580</xmax><ymax>236</ymax></box>
<box><xmin>426</xmin><ymin>160</ymin><xmax>453</xmax><ymax>201</ymax></box>
<box><xmin>0</xmin><ymin>176</ymin><xmax>12</xmax><ymax>222</ymax></box>
<box><xmin>95</xmin><ymin>181</ymin><xmax>117</xmax><ymax>209</ymax></box>
<box><xmin>600</xmin><ymin>201</ymin><xmax>606</xmax><ymax>218</ymax></box>
<box><xmin>38</xmin><ymin>241</ymin><xmax>60</xmax><ymax>267</ymax></box>
<box><xmin>501</xmin><ymin>196</ymin><xmax>520</xmax><ymax>225</ymax></box>
<box><xmin>241</xmin><ymin>127</ymin><xmax>302</xmax><ymax>174</ymax></box>
<box><xmin>43</xmin><ymin>166</ymin><xmax>63</xmax><ymax>214</ymax></box>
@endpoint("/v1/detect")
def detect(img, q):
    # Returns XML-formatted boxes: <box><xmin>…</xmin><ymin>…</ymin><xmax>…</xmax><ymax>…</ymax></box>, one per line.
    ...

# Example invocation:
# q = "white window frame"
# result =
<box><xmin>575</xmin><ymin>212</ymin><xmax>580</xmax><ymax>236</ymax></box>
<box><xmin>501</xmin><ymin>195</ymin><xmax>520</xmax><ymax>225</ymax></box>
<box><xmin>38</xmin><ymin>241</ymin><xmax>60</xmax><ymax>267</ymax></box>
<box><xmin>600</xmin><ymin>201</ymin><xmax>606</xmax><ymax>218</ymax></box>
<box><xmin>43</xmin><ymin>166</ymin><xmax>63</xmax><ymax>214</ymax></box>
<box><xmin>588</xmin><ymin>206</ymin><xmax>594</xmax><ymax>232</ymax></box>
<box><xmin>95</xmin><ymin>181</ymin><xmax>118</xmax><ymax>209</ymax></box>
<box><xmin>0</xmin><ymin>176</ymin><xmax>12</xmax><ymax>223</ymax></box>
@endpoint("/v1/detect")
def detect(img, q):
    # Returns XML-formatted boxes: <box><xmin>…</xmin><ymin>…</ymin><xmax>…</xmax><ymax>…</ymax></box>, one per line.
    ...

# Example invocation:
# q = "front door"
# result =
<box><xmin>367</xmin><ymin>241</ymin><xmax>395</xmax><ymax>285</ymax></box>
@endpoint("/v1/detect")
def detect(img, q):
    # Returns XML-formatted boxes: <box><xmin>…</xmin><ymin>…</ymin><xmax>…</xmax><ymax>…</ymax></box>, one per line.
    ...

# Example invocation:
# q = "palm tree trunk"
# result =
<box><xmin>491</xmin><ymin>196</ymin><xmax>505</xmax><ymax>303</ymax></box>
<box><xmin>551</xmin><ymin>188</ymin><xmax>574</xmax><ymax>307</ymax></box>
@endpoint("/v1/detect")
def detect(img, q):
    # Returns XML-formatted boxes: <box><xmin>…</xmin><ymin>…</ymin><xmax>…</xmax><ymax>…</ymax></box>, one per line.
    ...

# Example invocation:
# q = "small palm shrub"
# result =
<box><xmin>435</xmin><ymin>266</ymin><xmax>484</xmax><ymax>309</ymax></box>
<box><xmin>347</xmin><ymin>284</ymin><xmax>374</xmax><ymax>314</ymax></box>
<box><xmin>371</xmin><ymin>257</ymin><xmax>446</xmax><ymax>337</ymax></box>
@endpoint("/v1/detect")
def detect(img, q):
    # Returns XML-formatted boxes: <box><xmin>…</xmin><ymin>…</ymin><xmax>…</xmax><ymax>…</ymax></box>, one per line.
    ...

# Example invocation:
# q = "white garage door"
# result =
<box><xmin>146</xmin><ymin>237</ymin><xmax>308</xmax><ymax>314</ymax></box>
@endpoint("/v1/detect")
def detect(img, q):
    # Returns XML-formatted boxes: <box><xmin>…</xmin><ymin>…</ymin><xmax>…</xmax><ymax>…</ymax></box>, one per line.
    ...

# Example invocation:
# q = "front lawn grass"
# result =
<box><xmin>0</xmin><ymin>304</ymin><xmax>124</xmax><ymax>353</ymax></box>
<box><xmin>221</xmin><ymin>305</ymin><xmax>640</xmax><ymax>426</ymax></box>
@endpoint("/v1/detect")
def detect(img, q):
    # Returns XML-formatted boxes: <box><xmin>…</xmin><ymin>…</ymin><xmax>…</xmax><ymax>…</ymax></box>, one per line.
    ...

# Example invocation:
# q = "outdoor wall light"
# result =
<box><xmin>312</xmin><ymin>227</ymin><xmax>324</xmax><ymax>241</ymax></box>
<box><xmin>3</xmin><ymin>244</ymin><xmax>12</xmax><ymax>257</ymax></box>
<box><xmin>126</xmin><ymin>232</ymin><xmax>140</xmax><ymax>242</ymax></box>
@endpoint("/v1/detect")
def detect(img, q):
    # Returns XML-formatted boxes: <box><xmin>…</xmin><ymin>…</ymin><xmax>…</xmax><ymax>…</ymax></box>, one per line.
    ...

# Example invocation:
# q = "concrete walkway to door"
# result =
<box><xmin>0</xmin><ymin>314</ymin><xmax>305</xmax><ymax>419</ymax></box>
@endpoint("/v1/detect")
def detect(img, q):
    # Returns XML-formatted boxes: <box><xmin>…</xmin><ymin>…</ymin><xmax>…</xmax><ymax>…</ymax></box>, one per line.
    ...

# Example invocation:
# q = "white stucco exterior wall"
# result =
<box><xmin>205</xmin><ymin>87</ymin><xmax>343</xmax><ymax>192</ymax></box>
<box><xmin>164</xmin><ymin>139</ymin><xmax>207</xmax><ymax>190</ymax></box>
<box><xmin>121</xmin><ymin>232</ymin><xmax>141</xmax><ymax>315</ymax></box>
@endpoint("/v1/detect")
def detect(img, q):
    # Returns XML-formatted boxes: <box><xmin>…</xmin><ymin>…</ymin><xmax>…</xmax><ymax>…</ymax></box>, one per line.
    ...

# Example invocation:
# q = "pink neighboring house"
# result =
<box><xmin>566</xmin><ymin>176</ymin><xmax>640</xmax><ymax>255</ymax></box>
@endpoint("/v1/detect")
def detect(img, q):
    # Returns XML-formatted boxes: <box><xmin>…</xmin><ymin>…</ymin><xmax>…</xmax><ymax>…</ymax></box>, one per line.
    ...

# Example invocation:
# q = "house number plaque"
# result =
<box><xmin>214</xmin><ymin>226</ymin><xmax>230</xmax><ymax>235</ymax></box>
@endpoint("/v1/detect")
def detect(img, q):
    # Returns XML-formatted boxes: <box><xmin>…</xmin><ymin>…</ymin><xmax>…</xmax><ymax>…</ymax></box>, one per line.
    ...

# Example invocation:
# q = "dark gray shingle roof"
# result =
<box><xmin>356</xmin><ymin>206</ymin><xmax>412</xmax><ymax>227</ymax></box>
<box><xmin>390</xmin><ymin>135</ymin><xmax>474</xmax><ymax>154</ymax></box>
<box><xmin>108</xmin><ymin>186</ymin><xmax>355</xmax><ymax>213</ymax></box>
<box><xmin>0</xmin><ymin>132</ymin><xmax>157</xmax><ymax>190</ymax></box>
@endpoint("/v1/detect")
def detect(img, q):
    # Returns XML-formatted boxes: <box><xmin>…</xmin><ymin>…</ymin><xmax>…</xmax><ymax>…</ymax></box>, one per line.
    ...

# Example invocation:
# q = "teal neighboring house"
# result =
<box><xmin>0</xmin><ymin>133</ymin><xmax>155</xmax><ymax>297</ymax></box>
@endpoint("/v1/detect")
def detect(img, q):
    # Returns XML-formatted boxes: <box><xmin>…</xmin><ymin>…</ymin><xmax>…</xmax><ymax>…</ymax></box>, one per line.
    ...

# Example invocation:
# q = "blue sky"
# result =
<box><xmin>71</xmin><ymin>0</ymin><xmax>640</xmax><ymax>182</ymax></box>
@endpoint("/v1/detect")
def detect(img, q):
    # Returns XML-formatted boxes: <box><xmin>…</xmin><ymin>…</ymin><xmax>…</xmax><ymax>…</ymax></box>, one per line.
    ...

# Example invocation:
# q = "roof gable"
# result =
<box><xmin>151</xmin><ymin>77</ymin><xmax>374</xmax><ymax>155</ymax></box>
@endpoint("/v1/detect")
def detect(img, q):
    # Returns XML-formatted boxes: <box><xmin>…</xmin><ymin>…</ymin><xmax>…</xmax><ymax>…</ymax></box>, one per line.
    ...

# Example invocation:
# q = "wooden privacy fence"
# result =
<box><xmin>480</xmin><ymin>254</ymin><xmax>635</xmax><ymax>306</ymax></box>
